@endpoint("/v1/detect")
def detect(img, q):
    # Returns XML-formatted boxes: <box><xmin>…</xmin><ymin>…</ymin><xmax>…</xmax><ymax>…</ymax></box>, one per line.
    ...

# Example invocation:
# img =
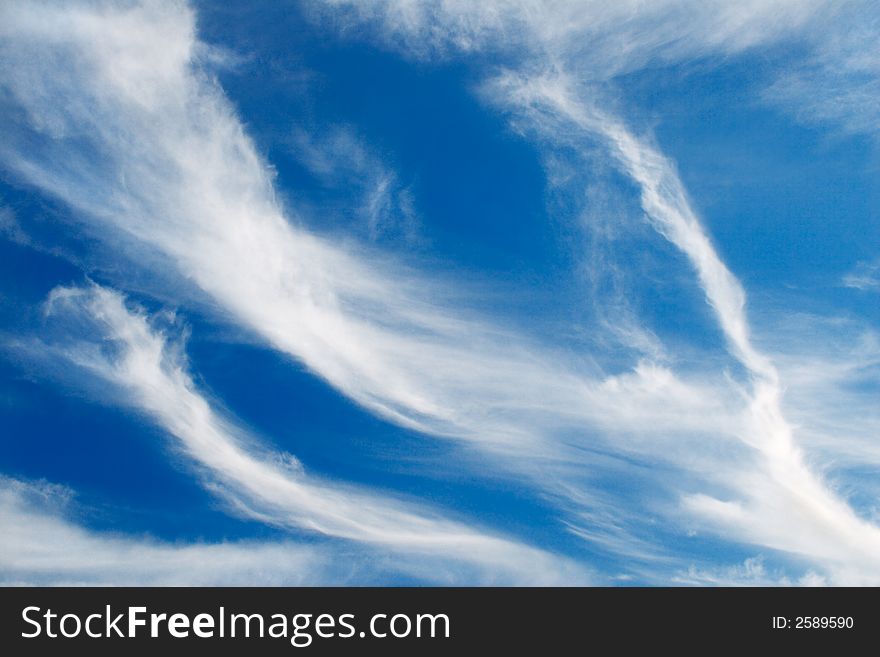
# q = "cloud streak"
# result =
<box><xmin>290</xmin><ymin>125</ymin><xmax>421</xmax><ymax>243</ymax></box>
<box><xmin>0</xmin><ymin>1</ymin><xmax>743</xmax><ymax>491</ymax></box>
<box><xmin>316</xmin><ymin>0</ymin><xmax>880</xmax><ymax>581</ymax></box>
<box><xmin>30</xmin><ymin>282</ymin><xmax>588</xmax><ymax>584</ymax></box>
<box><xmin>843</xmin><ymin>260</ymin><xmax>880</xmax><ymax>292</ymax></box>
<box><xmin>485</xmin><ymin>69</ymin><xmax>880</xmax><ymax>583</ymax></box>
<box><xmin>315</xmin><ymin>0</ymin><xmax>830</xmax><ymax>72</ymax></box>
<box><xmin>0</xmin><ymin>476</ymin><xmax>340</xmax><ymax>586</ymax></box>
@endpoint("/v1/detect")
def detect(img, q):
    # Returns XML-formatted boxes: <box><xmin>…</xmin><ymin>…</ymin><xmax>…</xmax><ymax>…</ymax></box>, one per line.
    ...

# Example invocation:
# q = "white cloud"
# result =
<box><xmin>0</xmin><ymin>204</ymin><xmax>30</xmax><ymax>246</ymax></box>
<box><xmin>673</xmin><ymin>556</ymin><xmax>827</xmax><ymax>587</ymax></box>
<box><xmin>485</xmin><ymin>69</ymin><xmax>880</xmax><ymax>583</ymax></box>
<box><xmin>317</xmin><ymin>0</ymin><xmax>879</xmax><ymax>138</ymax></box>
<box><xmin>1</xmin><ymin>0</ymin><xmax>592</xmax><ymax>450</ymax></box>
<box><xmin>0</xmin><ymin>476</ymin><xmax>340</xmax><ymax>585</ymax></box>
<box><xmin>842</xmin><ymin>260</ymin><xmax>880</xmax><ymax>292</ymax></box>
<box><xmin>3</xmin><ymin>475</ymin><xmax>568</xmax><ymax>585</ymax></box>
<box><xmin>31</xmin><ymin>282</ymin><xmax>589</xmax><ymax>585</ymax></box>
<box><xmin>763</xmin><ymin>5</ymin><xmax>880</xmax><ymax>137</ymax></box>
<box><xmin>0</xmin><ymin>0</ymin><xmax>744</xmax><ymax>497</ymax></box>
<box><xmin>290</xmin><ymin>125</ymin><xmax>421</xmax><ymax>242</ymax></box>
<box><xmin>313</xmin><ymin>0</ymin><xmax>828</xmax><ymax>73</ymax></box>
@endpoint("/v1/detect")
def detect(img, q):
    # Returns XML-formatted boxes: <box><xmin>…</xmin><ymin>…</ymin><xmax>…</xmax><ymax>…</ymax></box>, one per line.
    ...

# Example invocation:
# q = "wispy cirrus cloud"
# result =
<box><xmin>1</xmin><ymin>0</ymin><xmax>596</xmax><ymax>449</ymax></box>
<box><xmin>0</xmin><ymin>476</ymin><xmax>338</xmax><ymax>586</ymax></box>
<box><xmin>0</xmin><ymin>1</ymin><xmax>742</xmax><ymax>491</ymax></box>
<box><xmin>762</xmin><ymin>5</ymin><xmax>880</xmax><ymax>138</ymax></box>
<box><xmin>22</xmin><ymin>282</ymin><xmax>588</xmax><ymax>584</ymax></box>
<box><xmin>3</xmin><ymin>474</ymin><xmax>547</xmax><ymax>585</ymax></box>
<box><xmin>672</xmin><ymin>556</ymin><xmax>827</xmax><ymax>587</ymax></box>
<box><xmin>312</xmin><ymin>0</ymin><xmax>829</xmax><ymax>71</ymax></box>
<box><xmin>316</xmin><ymin>0</ymin><xmax>880</xmax><ymax>137</ymax></box>
<box><xmin>312</xmin><ymin>0</ymin><xmax>880</xmax><ymax>582</ymax></box>
<box><xmin>842</xmin><ymin>260</ymin><xmax>880</xmax><ymax>292</ymax></box>
<box><xmin>0</xmin><ymin>204</ymin><xmax>30</xmax><ymax>246</ymax></box>
<box><xmin>290</xmin><ymin>125</ymin><xmax>421</xmax><ymax>243</ymax></box>
<box><xmin>485</xmin><ymin>70</ymin><xmax>880</xmax><ymax>583</ymax></box>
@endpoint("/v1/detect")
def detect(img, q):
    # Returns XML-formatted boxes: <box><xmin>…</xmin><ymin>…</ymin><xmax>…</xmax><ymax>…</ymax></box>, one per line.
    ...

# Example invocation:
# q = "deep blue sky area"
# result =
<box><xmin>621</xmin><ymin>58</ymin><xmax>879</xmax><ymax>294</ymax></box>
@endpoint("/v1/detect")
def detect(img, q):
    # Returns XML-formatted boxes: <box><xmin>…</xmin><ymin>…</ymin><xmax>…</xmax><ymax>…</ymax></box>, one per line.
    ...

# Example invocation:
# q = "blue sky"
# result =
<box><xmin>0</xmin><ymin>0</ymin><xmax>878</xmax><ymax>585</ymax></box>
